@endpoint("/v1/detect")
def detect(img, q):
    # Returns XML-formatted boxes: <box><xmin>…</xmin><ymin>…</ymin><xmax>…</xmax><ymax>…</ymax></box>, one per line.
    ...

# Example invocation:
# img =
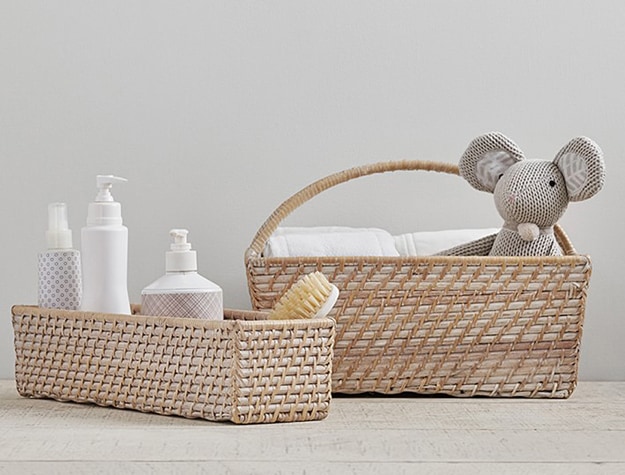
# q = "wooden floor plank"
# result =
<box><xmin>2</xmin><ymin>426</ymin><xmax>624</xmax><ymax>463</ymax></box>
<box><xmin>1</xmin><ymin>461</ymin><xmax>624</xmax><ymax>475</ymax></box>
<box><xmin>3</xmin><ymin>383</ymin><xmax>624</xmax><ymax>432</ymax></box>
<box><xmin>1</xmin><ymin>381</ymin><xmax>623</xmax><ymax>471</ymax></box>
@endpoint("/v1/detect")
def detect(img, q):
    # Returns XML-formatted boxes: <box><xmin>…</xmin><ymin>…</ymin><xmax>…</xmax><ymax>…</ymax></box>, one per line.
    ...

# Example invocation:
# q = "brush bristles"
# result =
<box><xmin>269</xmin><ymin>272</ymin><xmax>334</xmax><ymax>320</ymax></box>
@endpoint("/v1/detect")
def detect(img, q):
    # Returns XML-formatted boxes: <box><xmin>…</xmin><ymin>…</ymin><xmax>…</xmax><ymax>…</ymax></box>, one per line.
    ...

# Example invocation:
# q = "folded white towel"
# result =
<box><xmin>393</xmin><ymin>228</ymin><xmax>499</xmax><ymax>256</ymax></box>
<box><xmin>264</xmin><ymin>226</ymin><xmax>400</xmax><ymax>257</ymax></box>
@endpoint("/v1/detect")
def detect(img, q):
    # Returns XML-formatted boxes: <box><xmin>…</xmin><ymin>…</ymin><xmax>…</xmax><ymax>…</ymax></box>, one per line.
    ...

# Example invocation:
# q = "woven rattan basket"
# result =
<box><xmin>245</xmin><ymin>161</ymin><xmax>592</xmax><ymax>398</ymax></box>
<box><xmin>12</xmin><ymin>305</ymin><xmax>334</xmax><ymax>424</ymax></box>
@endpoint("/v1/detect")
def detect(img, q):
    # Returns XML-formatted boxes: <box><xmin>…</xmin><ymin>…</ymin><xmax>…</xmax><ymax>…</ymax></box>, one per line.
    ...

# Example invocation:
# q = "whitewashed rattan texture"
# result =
<box><xmin>11</xmin><ymin>306</ymin><xmax>334</xmax><ymax>424</ymax></box>
<box><xmin>245</xmin><ymin>161</ymin><xmax>591</xmax><ymax>398</ymax></box>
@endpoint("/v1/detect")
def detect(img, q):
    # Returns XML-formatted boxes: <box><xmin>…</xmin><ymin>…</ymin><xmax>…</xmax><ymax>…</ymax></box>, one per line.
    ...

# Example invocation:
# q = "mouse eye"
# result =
<box><xmin>549</xmin><ymin>179</ymin><xmax>556</xmax><ymax>187</ymax></box>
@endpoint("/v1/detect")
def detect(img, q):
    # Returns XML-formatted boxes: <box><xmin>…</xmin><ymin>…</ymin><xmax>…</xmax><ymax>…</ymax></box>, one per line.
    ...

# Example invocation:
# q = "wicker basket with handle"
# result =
<box><xmin>12</xmin><ymin>305</ymin><xmax>334</xmax><ymax>424</ymax></box>
<box><xmin>245</xmin><ymin>160</ymin><xmax>591</xmax><ymax>398</ymax></box>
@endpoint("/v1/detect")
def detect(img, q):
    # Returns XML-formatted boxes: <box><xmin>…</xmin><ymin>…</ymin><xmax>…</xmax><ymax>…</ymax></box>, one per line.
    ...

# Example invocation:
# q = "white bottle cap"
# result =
<box><xmin>166</xmin><ymin>229</ymin><xmax>197</xmax><ymax>272</ymax></box>
<box><xmin>87</xmin><ymin>175</ymin><xmax>127</xmax><ymax>226</ymax></box>
<box><xmin>46</xmin><ymin>202</ymin><xmax>73</xmax><ymax>249</ymax></box>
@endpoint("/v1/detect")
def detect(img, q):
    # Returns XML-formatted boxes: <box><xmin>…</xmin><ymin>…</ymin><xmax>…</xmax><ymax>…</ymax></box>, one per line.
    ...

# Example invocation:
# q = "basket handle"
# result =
<box><xmin>245</xmin><ymin>160</ymin><xmax>576</xmax><ymax>258</ymax></box>
<box><xmin>246</xmin><ymin>160</ymin><xmax>458</xmax><ymax>258</ymax></box>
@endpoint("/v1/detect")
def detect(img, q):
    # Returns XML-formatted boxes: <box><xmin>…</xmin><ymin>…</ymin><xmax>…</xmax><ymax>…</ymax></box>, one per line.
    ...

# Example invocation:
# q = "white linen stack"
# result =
<box><xmin>263</xmin><ymin>226</ymin><xmax>400</xmax><ymax>257</ymax></box>
<box><xmin>263</xmin><ymin>226</ymin><xmax>500</xmax><ymax>257</ymax></box>
<box><xmin>393</xmin><ymin>228</ymin><xmax>499</xmax><ymax>256</ymax></box>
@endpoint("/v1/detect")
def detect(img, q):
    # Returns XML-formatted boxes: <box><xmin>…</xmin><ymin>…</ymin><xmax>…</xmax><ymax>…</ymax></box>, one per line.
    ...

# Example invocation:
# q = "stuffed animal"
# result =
<box><xmin>438</xmin><ymin>132</ymin><xmax>606</xmax><ymax>256</ymax></box>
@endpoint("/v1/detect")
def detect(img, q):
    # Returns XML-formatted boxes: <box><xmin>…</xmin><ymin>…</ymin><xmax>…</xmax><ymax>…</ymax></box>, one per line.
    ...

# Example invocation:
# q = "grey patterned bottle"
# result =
<box><xmin>141</xmin><ymin>229</ymin><xmax>223</xmax><ymax>320</ymax></box>
<box><xmin>38</xmin><ymin>203</ymin><xmax>82</xmax><ymax>310</ymax></box>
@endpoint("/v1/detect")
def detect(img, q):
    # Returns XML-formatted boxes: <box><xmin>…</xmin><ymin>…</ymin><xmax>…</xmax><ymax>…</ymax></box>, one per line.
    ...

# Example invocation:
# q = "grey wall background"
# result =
<box><xmin>1</xmin><ymin>1</ymin><xmax>624</xmax><ymax>381</ymax></box>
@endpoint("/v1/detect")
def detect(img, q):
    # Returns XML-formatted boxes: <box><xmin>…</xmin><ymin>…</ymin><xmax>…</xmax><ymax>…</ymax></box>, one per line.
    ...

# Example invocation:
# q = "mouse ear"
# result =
<box><xmin>459</xmin><ymin>132</ymin><xmax>525</xmax><ymax>193</ymax></box>
<box><xmin>554</xmin><ymin>137</ymin><xmax>605</xmax><ymax>202</ymax></box>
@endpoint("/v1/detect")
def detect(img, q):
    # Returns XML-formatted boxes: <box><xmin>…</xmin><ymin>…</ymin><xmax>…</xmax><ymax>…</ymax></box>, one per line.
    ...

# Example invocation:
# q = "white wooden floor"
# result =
<box><xmin>0</xmin><ymin>380</ymin><xmax>623</xmax><ymax>474</ymax></box>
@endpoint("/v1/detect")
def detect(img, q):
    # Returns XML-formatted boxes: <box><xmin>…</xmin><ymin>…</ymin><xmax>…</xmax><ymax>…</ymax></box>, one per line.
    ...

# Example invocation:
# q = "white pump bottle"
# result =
<box><xmin>81</xmin><ymin>175</ymin><xmax>131</xmax><ymax>314</ymax></box>
<box><xmin>141</xmin><ymin>229</ymin><xmax>223</xmax><ymax>320</ymax></box>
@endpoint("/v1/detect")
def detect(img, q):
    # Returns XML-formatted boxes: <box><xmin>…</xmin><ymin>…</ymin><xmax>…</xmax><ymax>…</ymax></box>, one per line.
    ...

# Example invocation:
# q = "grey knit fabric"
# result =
<box><xmin>554</xmin><ymin>137</ymin><xmax>606</xmax><ymax>202</ymax></box>
<box><xmin>436</xmin><ymin>234</ymin><xmax>497</xmax><ymax>256</ymax></box>
<box><xmin>492</xmin><ymin>228</ymin><xmax>562</xmax><ymax>256</ymax></box>
<box><xmin>495</xmin><ymin>160</ymin><xmax>569</xmax><ymax>229</ymax></box>
<box><xmin>439</xmin><ymin>132</ymin><xmax>606</xmax><ymax>257</ymax></box>
<box><xmin>459</xmin><ymin>132</ymin><xmax>525</xmax><ymax>193</ymax></box>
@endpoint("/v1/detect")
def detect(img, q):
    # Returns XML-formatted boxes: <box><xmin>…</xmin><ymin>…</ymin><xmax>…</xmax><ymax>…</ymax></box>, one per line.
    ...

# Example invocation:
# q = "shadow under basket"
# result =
<box><xmin>245</xmin><ymin>160</ymin><xmax>592</xmax><ymax>398</ymax></box>
<box><xmin>11</xmin><ymin>305</ymin><xmax>334</xmax><ymax>424</ymax></box>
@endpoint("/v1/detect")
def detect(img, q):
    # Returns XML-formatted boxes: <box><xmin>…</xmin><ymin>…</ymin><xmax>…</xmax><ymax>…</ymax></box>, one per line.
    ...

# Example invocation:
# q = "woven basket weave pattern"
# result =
<box><xmin>247</xmin><ymin>256</ymin><xmax>589</xmax><ymax>398</ymax></box>
<box><xmin>12</xmin><ymin>306</ymin><xmax>334</xmax><ymax>424</ymax></box>
<box><xmin>245</xmin><ymin>161</ymin><xmax>591</xmax><ymax>398</ymax></box>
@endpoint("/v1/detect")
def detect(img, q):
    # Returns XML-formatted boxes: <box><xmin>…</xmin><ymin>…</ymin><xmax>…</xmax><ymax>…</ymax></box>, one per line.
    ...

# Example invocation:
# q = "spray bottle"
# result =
<box><xmin>141</xmin><ymin>229</ymin><xmax>223</xmax><ymax>320</ymax></box>
<box><xmin>81</xmin><ymin>175</ymin><xmax>130</xmax><ymax>314</ymax></box>
<box><xmin>38</xmin><ymin>203</ymin><xmax>82</xmax><ymax>310</ymax></box>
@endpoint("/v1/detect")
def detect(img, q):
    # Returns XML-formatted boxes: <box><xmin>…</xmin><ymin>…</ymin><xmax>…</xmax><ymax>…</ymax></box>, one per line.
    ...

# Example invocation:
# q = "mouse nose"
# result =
<box><xmin>505</xmin><ymin>192</ymin><xmax>517</xmax><ymax>204</ymax></box>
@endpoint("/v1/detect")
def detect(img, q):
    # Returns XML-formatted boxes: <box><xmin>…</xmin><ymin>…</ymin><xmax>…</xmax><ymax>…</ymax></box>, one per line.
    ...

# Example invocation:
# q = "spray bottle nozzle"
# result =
<box><xmin>46</xmin><ymin>202</ymin><xmax>73</xmax><ymax>249</ymax></box>
<box><xmin>95</xmin><ymin>175</ymin><xmax>128</xmax><ymax>202</ymax></box>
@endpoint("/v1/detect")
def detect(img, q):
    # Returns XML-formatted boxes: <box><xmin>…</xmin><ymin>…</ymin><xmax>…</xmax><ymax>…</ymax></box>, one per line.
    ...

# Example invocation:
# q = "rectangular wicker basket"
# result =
<box><xmin>245</xmin><ymin>160</ymin><xmax>592</xmax><ymax>398</ymax></box>
<box><xmin>11</xmin><ymin>305</ymin><xmax>334</xmax><ymax>424</ymax></box>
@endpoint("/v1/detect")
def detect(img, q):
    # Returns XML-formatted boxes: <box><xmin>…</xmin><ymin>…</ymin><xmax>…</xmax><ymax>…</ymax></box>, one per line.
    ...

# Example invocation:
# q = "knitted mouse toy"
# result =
<box><xmin>438</xmin><ymin>132</ymin><xmax>606</xmax><ymax>257</ymax></box>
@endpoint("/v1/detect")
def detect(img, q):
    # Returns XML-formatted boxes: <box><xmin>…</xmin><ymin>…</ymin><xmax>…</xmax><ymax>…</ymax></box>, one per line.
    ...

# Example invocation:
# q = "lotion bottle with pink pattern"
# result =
<box><xmin>140</xmin><ymin>229</ymin><xmax>223</xmax><ymax>320</ymax></box>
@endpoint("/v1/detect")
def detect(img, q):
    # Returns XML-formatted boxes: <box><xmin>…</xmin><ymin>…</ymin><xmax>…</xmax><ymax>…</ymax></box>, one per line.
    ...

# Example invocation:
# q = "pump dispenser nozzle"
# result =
<box><xmin>46</xmin><ymin>202</ymin><xmax>73</xmax><ymax>249</ymax></box>
<box><xmin>170</xmin><ymin>229</ymin><xmax>192</xmax><ymax>251</ymax></box>
<box><xmin>166</xmin><ymin>229</ymin><xmax>197</xmax><ymax>272</ymax></box>
<box><xmin>95</xmin><ymin>175</ymin><xmax>128</xmax><ymax>202</ymax></box>
<box><xmin>87</xmin><ymin>175</ymin><xmax>127</xmax><ymax>226</ymax></box>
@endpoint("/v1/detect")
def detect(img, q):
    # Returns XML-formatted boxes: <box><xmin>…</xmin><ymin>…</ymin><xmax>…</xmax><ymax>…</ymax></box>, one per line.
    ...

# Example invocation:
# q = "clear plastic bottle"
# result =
<box><xmin>38</xmin><ymin>203</ymin><xmax>82</xmax><ymax>310</ymax></box>
<box><xmin>80</xmin><ymin>175</ymin><xmax>131</xmax><ymax>314</ymax></box>
<box><xmin>141</xmin><ymin>229</ymin><xmax>223</xmax><ymax>320</ymax></box>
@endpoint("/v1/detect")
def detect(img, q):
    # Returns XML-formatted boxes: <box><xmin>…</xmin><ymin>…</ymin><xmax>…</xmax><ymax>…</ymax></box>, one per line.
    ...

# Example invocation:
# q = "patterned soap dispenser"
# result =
<box><xmin>38</xmin><ymin>203</ymin><xmax>82</xmax><ymax>310</ymax></box>
<box><xmin>140</xmin><ymin>229</ymin><xmax>223</xmax><ymax>320</ymax></box>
